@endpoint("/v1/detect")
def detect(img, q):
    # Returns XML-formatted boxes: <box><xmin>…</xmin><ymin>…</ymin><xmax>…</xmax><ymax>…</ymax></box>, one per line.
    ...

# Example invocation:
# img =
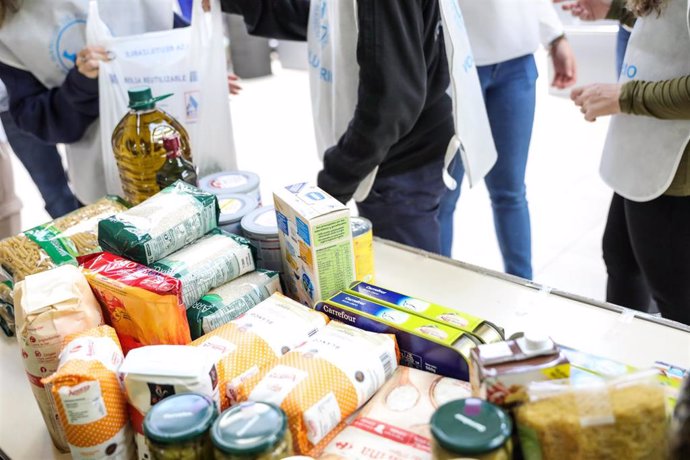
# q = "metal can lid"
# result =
<box><xmin>350</xmin><ymin>216</ymin><xmax>373</xmax><ymax>237</ymax></box>
<box><xmin>211</xmin><ymin>402</ymin><xmax>287</xmax><ymax>455</ymax></box>
<box><xmin>430</xmin><ymin>398</ymin><xmax>512</xmax><ymax>455</ymax></box>
<box><xmin>241</xmin><ymin>206</ymin><xmax>279</xmax><ymax>237</ymax></box>
<box><xmin>217</xmin><ymin>193</ymin><xmax>258</xmax><ymax>225</ymax></box>
<box><xmin>199</xmin><ymin>171</ymin><xmax>260</xmax><ymax>195</ymax></box>
<box><xmin>143</xmin><ymin>393</ymin><xmax>216</xmax><ymax>444</ymax></box>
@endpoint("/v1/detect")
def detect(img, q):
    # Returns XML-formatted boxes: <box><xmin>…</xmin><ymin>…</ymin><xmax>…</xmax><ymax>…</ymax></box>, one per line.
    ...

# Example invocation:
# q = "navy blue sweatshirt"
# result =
<box><xmin>0</xmin><ymin>14</ymin><xmax>188</xmax><ymax>144</ymax></box>
<box><xmin>220</xmin><ymin>0</ymin><xmax>454</xmax><ymax>203</ymax></box>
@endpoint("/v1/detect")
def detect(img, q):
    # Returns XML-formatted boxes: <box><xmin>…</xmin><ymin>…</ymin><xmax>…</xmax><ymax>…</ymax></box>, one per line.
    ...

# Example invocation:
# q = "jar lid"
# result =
<box><xmin>200</xmin><ymin>171</ymin><xmax>260</xmax><ymax>195</ymax></box>
<box><xmin>217</xmin><ymin>194</ymin><xmax>258</xmax><ymax>226</ymax></box>
<box><xmin>430</xmin><ymin>398</ymin><xmax>512</xmax><ymax>455</ymax></box>
<box><xmin>350</xmin><ymin>216</ymin><xmax>372</xmax><ymax>237</ymax></box>
<box><xmin>143</xmin><ymin>393</ymin><xmax>217</xmax><ymax>444</ymax></box>
<box><xmin>241</xmin><ymin>206</ymin><xmax>278</xmax><ymax>237</ymax></box>
<box><xmin>211</xmin><ymin>402</ymin><xmax>288</xmax><ymax>455</ymax></box>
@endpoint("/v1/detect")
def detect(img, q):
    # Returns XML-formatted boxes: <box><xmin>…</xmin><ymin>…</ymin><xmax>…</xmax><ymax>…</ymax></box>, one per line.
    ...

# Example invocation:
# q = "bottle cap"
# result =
<box><xmin>163</xmin><ymin>134</ymin><xmax>181</xmax><ymax>153</ymax></box>
<box><xmin>128</xmin><ymin>87</ymin><xmax>173</xmax><ymax>110</ymax></box>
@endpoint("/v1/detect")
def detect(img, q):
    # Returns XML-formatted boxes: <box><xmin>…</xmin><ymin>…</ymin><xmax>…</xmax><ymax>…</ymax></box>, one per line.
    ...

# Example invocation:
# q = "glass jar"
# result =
<box><xmin>211</xmin><ymin>402</ymin><xmax>293</xmax><ymax>459</ymax></box>
<box><xmin>144</xmin><ymin>393</ymin><xmax>217</xmax><ymax>460</ymax></box>
<box><xmin>430</xmin><ymin>398</ymin><xmax>512</xmax><ymax>460</ymax></box>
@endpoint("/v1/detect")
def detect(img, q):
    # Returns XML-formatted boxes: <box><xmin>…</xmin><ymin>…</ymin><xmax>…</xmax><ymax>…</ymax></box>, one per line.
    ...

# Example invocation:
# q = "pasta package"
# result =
<box><xmin>0</xmin><ymin>196</ymin><xmax>128</xmax><ymax>282</ymax></box>
<box><xmin>515</xmin><ymin>371</ymin><xmax>669</xmax><ymax>460</ymax></box>
<box><xmin>192</xmin><ymin>292</ymin><xmax>329</xmax><ymax>410</ymax></box>
<box><xmin>42</xmin><ymin>325</ymin><xmax>135</xmax><ymax>460</ymax></box>
<box><xmin>80</xmin><ymin>252</ymin><xmax>191</xmax><ymax>354</ymax></box>
<box><xmin>187</xmin><ymin>269</ymin><xmax>282</xmax><ymax>339</ymax></box>
<box><xmin>98</xmin><ymin>181</ymin><xmax>219</xmax><ymax>265</ymax></box>
<box><xmin>232</xmin><ymin>321</ymin><xmax>399</xmax><ymax>456</ymax></box>
<box><xmin>150</xmin><ymin>228</ymin><xmax>256</xmax><ymax>308</ymax></box>
<box><xmin>14</xmin><ymin>265</ymin><xmax>104</xmax><ymax>452</ymax></box>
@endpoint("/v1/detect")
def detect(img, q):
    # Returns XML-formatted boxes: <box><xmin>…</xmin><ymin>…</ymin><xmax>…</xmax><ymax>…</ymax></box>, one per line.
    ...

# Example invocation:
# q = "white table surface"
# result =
<box><xmin>1</xmin><ymin>239</ymin><xmax>688</xmax><ymax>459</ymax></box>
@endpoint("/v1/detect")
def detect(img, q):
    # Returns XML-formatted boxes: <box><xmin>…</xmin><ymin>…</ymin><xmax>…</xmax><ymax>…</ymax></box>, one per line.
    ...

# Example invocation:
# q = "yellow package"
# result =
<box><xmin>192</xmin><ymin>292</ymin><xmax>329</xmax><ymax>410</ymax></box>
<box><xmin>233</xmin><ymin>321</ymin><xmax>399</xmax><ymax>456</ymax></box>
<box><xmin>43</xmin><ymin>325</ymin><xmax>135</xmax><ymax>460</ymax></box>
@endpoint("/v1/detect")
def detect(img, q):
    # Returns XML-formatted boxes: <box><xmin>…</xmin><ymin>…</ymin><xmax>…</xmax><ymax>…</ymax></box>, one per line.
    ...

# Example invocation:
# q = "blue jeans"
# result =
<box><xmin>357</xmin><ymin>157</ymin><xmax>447</xmax><ymax>254</ymax></box>
<box><xmin>439</xmin><ymin>54</ymin><xmax>537</xmax><ymax>279</ymax></box>
<box><xmin>616</xmin><ymin>26</ymin><xmax>631</xmax><ymax>77</ymax></box>
<box><xmin>1</xmin><ymin>112</ymin><xmax>80</xmax><ymax>218</ymax></box>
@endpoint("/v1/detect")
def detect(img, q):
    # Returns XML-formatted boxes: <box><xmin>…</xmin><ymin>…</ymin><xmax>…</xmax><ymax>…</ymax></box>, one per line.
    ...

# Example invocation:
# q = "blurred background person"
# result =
<box><xmin>0</xmin><ymin>113</ymin><xmax>20</xmax><ymax>238</ymax></box>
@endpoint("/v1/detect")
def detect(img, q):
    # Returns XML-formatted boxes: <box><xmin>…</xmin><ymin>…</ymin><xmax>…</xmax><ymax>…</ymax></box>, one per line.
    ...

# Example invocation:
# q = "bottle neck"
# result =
<box><xmin>166</xmin><ymin>148</ymin><xmax>182</xmax><ymax>160</ymax></box>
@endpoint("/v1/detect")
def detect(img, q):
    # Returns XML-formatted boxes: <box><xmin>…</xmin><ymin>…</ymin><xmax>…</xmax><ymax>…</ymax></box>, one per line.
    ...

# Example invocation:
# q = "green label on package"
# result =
<box><xmin>24</xmin><ymin>224</ymin><xmax>78</xmax><ymax>266</ymax></box>
<box><xmin>316</xmin><ymin>241</ymin><xmax>355</xmax><ymax>300</ymax></box>
<box><xmin>314</xmin><ymin>218</ymin><xmax>349</xmax><ymax>246</ymax></box>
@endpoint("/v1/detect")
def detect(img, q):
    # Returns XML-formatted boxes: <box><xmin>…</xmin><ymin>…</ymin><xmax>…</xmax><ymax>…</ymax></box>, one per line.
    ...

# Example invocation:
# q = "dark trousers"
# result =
<box><xmin>357</xmin><ymin>158</ymin><xmax>447</xmax><ymax>255</ymax></box>
<box><xmin>603</xmin><ymin>193</ymin><xmax>690</xmax><ymax>325</ymax></box>
<box><xmin>1</xmin><ymin>112</ymin><xmax>79</xmax><ymax>218</ymax></box>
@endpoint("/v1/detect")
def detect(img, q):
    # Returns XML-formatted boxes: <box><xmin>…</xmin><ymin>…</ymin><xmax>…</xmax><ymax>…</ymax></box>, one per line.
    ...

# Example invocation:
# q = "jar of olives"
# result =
<box><xmin>144</xmin><ymin>393</ymin><xmax>217</xmax><ymax>460</ymax></box>
<box><xmin>211</xmin><ymin>402</ymin><xmax>293</xmax><ymax>459</ymax></box>
<box><xmin>430</xmin><ymin>398</ymin><xmax>513</xmax><ymax>460</ymax></box>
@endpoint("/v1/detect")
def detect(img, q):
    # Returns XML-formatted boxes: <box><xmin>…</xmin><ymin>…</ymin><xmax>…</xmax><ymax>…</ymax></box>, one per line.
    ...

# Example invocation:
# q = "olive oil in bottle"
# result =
<box><xmin>156</xmin><ymin>134</ymin><xmax>198</xmax><ymax>189</ymax></box>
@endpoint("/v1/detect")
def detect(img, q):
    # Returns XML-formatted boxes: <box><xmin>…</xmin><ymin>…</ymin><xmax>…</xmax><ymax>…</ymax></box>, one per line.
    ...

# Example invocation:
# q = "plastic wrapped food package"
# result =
<box><xmin>98</xmin><ymin>181</ymin><xmax>219</xmax><ymax>265</ymax></box>
<box><xmin>0</xmin><ymin>196</ymin><xmax>128</xmax><ymax>282</ymax></box>
<box><xmin>186</xmin><ymin>269</ymin><xmax>282</xmax><ymax>339</ymax></box>
<box><xmin>192</xmin><ymin>292</ymin><xmax>329</xmax><ymax>410</ymax></box>
<box><xmin>80</xmin><ymin>252</ymin><xmax>190</xmax><ymax>354</ymax></box>
<box><xmin>42</xmin><ymin>325</ymin><xmax>135</xmax><ymax>460</ymax></box>
<box><xmin>13</xmin><ymin>265</ymin><xmax>105</xmax><ymax>452</ymax></box>
<box><xmin>231</xmin><ymin>321</ymin><xmax>399</xmax><ymax>456</ymax></box>
<box><xmin>0</xmin><ymin>265</ymin><xmax>12</xmax><ymax>304</ymax></box>
<box><xmin>150</xmin><ymin>228</ymin><xmax>256</xmax><ymax>308</ymax></box>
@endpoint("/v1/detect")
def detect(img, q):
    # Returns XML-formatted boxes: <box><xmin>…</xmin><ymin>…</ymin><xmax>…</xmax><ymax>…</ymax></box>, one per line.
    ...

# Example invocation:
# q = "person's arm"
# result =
<box><xmin>537</xmin><ymin>0</ymin><xmax>565</xmax><ymax>46</ymax></box>
<box><xmin>605</xmin><ymin>0</ymin><xmax>636</xmax><ymax>26</ymax></box>
<box><xmin>219</xmin><ymin>0</ymin><xmax>310</xmax><ymax>40</ymax></box>
<box><xmin>317</xmin><ymin>0</ymin><xmax>428</xmax><ymax>203</ymax></box>
<box><xmin>620</xmin><ymin>76</ymin><xmax>690</xmax><ymax>119</ymax></box>
<box><xmin>0</xmin><ymin>62</ymin><xmax>99</xmax><ymax>144</ymax></box>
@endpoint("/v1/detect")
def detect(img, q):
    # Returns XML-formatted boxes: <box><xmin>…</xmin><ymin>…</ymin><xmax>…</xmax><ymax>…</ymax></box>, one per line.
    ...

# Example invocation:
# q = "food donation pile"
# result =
<box><xmin>1</xmin><ymin>181</ymin><xmax>688</xmax><ymax>460</ymax></box>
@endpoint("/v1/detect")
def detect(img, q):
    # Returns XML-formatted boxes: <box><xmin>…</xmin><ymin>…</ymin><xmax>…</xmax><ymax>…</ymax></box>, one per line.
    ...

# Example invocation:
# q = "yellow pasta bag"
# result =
<box><xmin>43</xmin><ymin>325</ymin><xmax>135</xmax><ymax>460</ymax></box>
<box><xmin>232</xmin><ymin>321</ymin><xmax>399</xmax><ymax>456</ymax></box>
<box><xmin>192</xmin><ymin>292</ymin><xmax>329</xmax><ymax>410</ymax></box>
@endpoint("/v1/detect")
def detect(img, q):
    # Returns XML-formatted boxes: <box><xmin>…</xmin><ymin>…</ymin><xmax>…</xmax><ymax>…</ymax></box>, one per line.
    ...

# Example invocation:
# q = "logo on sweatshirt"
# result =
<box><xmin>50</xmin><ymin>18</ymin><xmax>87</xmax><ymax>73</ymax></box>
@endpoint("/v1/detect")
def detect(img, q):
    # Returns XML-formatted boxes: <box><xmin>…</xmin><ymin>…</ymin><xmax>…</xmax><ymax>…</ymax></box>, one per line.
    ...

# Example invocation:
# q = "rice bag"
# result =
<box><xmin>119</xmin><ymin>345</ymin><xmax>221</xmax><ymax>460</ymax></box>
<box><xmin>42</xmin><ymin>325</ymin><xmax>134</xmax><ymax>460</ymax></box>
<box><xmin>98</xmin><ymin>181</ymin><xmax>219</xmax><ymax>265</ymax></box>
<box><xmin>14</xmin><ymin>265</ymin><xmax>104</xmax><ymax>452</ymax></box>
<box><xmin>0</xmin><ymin>196</ymin><xmax>128</xmax><ymax>282</ymax></box>
<box><xmin>192</xmin><ymin>292</ymin><xmax>329</xmax><ymax>410</ymax></box>
<box><xmin>320</xmin><ymin>367</ymin><xmax>472</xmax><ymax>460</ymax></box>
<box><xmin>80</xmin><ymin>252</ymin><xmax>190</xmax><ymax>354</ymax></box>
<box><xmin>150</xmin><ymin>228</ymin><xmax>256</xmax><ymax>308</ymax></box>
<box><xmin>187</xmin><ymin>269</ymin><xmax>282</xmax><ymax>339</ymax></box>
<box><xmin>232</xmin><ymin>321</ymin><xmax>399</xmax><ymax>456</ymax></box>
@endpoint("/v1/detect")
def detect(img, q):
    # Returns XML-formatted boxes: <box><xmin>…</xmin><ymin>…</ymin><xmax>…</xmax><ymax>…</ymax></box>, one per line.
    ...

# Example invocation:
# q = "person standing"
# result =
<box><xmin>0</xmin><ymin>114</ymin><xmax>20</xmax><ymax>238</ymax></box>
<box><xmin>439</xmin><ymin>0</ymin><xmax>577</xmax><ymax>279</ymax></box>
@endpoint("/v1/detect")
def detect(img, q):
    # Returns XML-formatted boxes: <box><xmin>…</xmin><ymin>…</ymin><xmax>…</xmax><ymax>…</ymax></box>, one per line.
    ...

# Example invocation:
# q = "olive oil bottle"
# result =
<box><xmin>111</xmin><ymin>87</ymin><xmax>193</xmax><ymax>204</ymax></box>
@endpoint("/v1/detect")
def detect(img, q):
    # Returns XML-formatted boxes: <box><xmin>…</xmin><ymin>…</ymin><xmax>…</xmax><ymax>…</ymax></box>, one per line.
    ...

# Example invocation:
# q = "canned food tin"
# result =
<box><xmin>351</xmin><ymin>216</ymin><xmax>375</xmax><ymax>283</ymax></box>
<box><xmin>200</xmin><ymin>171</ymin><xmax>261</xmax><ymax>204</ymax></box>
<box><xmin>241</xmin><ymin>206</ymin><xmax>282</xmax><ymax>274</ymax></box>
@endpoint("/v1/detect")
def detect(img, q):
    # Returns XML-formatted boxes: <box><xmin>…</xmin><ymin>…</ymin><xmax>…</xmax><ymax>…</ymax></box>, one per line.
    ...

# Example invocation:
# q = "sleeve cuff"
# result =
<box><xmin>619</xmin><ymin>81</ymin><xmax>636</xmax><ymax>114</ymax></box>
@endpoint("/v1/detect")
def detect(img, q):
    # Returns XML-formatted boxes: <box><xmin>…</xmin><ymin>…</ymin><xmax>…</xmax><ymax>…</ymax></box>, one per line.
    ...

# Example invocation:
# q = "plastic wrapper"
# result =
<box><xmin>192</xmin><ymin>292</ymin><xmax>329</xmax><ymax>410</ymax></box>
<box><xmin>670</xmin><ymin>375</ymin><xmax>690</xmax><ymax>460</ymax></box>
<box><xmin>150</xmin><ymin>228</ymin><xmax>255</xmax><ymax>308</ymax></box>
<box><xmin>0</xmin><ymin>196</ymin><xmax>128</xmax><ymax>282</ymax></box>
<box><xmin>187</xmin><ymin>269</ymin><xmax>281</xmax><ymax>339</ymax></box>
<box><xmin>232</xmin><ymin>321</ymin><xmax>399</xmax><ymax>456</ymax></box>
<box><xmin>42</xmin><ymin>325</ymin><xmax>134</xmax><ymax>460</ymax></box>
<box><xmin>14</xmin><ymin>265</ymin><xmax>105</xmax><ymax>452</ymax></box>
<box><xmin>0</xmin><ymin>265</ymin><xmax>12</xmax><ymax>304</ymax></box>
<box><xmin>0</xmin><ymin>299</ymin><xmax>14</xmax><ymax>337</ymax></box>
<box><xmin>80</xmin><ymin>252</ymin><xmax>191</xmax><ymax>354</ymax></box>
<box><xmin>515</xmin><ymin>370</ymin><xmax>669</xmax><ymax>460</ymax></box>
<box><xmin>98</xmin><ymin>181</ymin><xmax>219</xmax><ymax>265</ymax></box>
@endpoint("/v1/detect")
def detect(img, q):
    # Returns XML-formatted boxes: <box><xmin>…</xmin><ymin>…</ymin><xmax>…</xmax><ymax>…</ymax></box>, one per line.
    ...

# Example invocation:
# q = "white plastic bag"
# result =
<box><xmin>87</xmin><ymin>0</ymin><xmax>237</xmax><ymax>194</ymax></box>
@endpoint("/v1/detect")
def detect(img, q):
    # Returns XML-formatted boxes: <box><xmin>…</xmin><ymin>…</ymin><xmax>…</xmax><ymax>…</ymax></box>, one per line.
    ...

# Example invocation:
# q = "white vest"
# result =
<box><xmin>307</xmin><ymin>0</ymin><xmax>497</xmax><ymax>202</ymax></box>
<box><xmin>600</xmin><ymin>0</ymin><xmax>690</xmax><ymax>202</ymax></box>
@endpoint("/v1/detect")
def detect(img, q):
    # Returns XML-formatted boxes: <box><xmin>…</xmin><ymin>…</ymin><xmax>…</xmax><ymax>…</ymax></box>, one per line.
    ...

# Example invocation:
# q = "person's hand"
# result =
<box><xmin>202</xmin><ymin>0</ymin><xmax>210</xmax><ymax>12</ymax></box>
<box><xmin>571</xmin><ymin>83</ymin><xmax>622</xmax><ymax>121</ymax></box>
<box><xmin>553</xmin><ymin>0</ymin><xmax>612</xmax><ymax>21</ymax></box>
<box><xmin>75</xmin><ymin>46</ymin><xmax>110</xmax><ymax>79</ymax></box>
<box><xmin>550</xmin><ymin>37</ymin><xmax>577</xmax><ymax>89</ymax></box>
<box><xmin>228</xmin><ymin>74</ymin><xmax>242</xmax><ymax>95</ymax></box>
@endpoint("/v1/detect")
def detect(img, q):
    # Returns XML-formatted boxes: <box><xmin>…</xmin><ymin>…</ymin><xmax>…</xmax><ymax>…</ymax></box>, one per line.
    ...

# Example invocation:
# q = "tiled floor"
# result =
<box><xmin>11</xmin><ymin>51</ymin><xmax>613</xmax><ymax>304</ymax></box>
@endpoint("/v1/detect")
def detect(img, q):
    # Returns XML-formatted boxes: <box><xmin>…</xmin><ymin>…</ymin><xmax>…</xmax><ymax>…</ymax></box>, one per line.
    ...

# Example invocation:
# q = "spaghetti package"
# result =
<box><xmin>192</xmin><ymin>292</ymin><xmax>329</xmax><ymax>410</ymax></box>
<box><xmin>14</xmin><ymin>265</ymin><xmax>104</xmax><ymax>452</ymax></box>
<box><xmin>150</xmin><ymin>228</ymin><xmax>256</xmax><ymax>308</ymax></box>
<box><xmin>232</xmin><ymin>321</ymin><xmax>399</xmax><ymax>456</ymax></box>
<box><xmin>187</xmin><ymin>269</ymin><xmax>282</xmax><ymax>339</ymax></box>
<box><xmin>98</xmin><ymin>181</ymin><xmax>219</xmax><ymax>265</ymax></box>
<box><xmin>80</xmin><ymin>252</ymin><xmax>190</xmax><ymax>354</ymax></box>
<box><xmin>0</xmin><ymin>196</ymin><xmax>128</xmax><ymax>282</ymax></box>
<box><xmin>42</xmin><ymin>326</ymin><xmax>134</xmax><ymax>460</ymax></box>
